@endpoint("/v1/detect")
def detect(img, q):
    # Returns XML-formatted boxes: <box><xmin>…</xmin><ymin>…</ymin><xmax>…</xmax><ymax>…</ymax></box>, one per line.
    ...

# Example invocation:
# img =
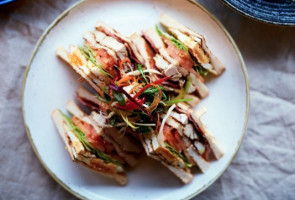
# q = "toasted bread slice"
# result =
<box><xmin>189</xmin><ymin>73</ymin><xmax>209</xmax><ymax>98</ymax></box>
<box><xmin>183</xmin><ymin>94</ymin><xmax>200</xmax><ymax>107</ymax></box>
<box><xmin>184</xmin><ymin>145</ymin><xmax>210</xmax><ymax>172</ymax></box>
<box><xmin>192</xmin><ymin>109</ymin><xmax>224</xmax><ymax>159</ymax></box>
<box><xmin>176</xmin><ymin>103</ymin><xmax>224</xmax><ymax>160</ymax></box>
<box><xmin>163</xmin><ymin>163</ymin><xmax>193</xmax><ymax>184</ymax></box>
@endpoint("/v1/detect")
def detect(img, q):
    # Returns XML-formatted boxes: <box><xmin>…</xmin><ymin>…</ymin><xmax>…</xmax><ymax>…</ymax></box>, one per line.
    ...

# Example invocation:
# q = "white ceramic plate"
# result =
<box><xmin>22</xmin><ymin>0</ymin><xmax>249</xmax><ymax>199</ymax></box>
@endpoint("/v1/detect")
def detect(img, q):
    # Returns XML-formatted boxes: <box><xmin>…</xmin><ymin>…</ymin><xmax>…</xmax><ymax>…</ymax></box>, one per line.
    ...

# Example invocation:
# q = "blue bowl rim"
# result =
<box><xmin>219</xmin><ymin>0</ymin><xmax>295</xmax><ymax>26</ymax></box>
<box><xmin>0</xmin><ymin>0</ymin><xmax>18</xmax><ymax>6</ymax></box>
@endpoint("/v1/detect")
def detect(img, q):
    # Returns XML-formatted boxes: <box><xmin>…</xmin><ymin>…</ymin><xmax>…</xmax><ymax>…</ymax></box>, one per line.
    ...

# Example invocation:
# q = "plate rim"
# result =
<box><xmin>22</xmin><ymin>0</ymin><xmax>250</xmax><ymax>199</ymax></box>
<box><xmin>219</xmin><ymin>0</ymin><xmax>295</xmax><ymax>26</ymax></box>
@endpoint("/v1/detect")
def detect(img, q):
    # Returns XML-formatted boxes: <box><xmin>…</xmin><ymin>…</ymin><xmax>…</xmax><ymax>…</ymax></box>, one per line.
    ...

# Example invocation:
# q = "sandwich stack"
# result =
<box><xmin>52</xmin><ymin>14</ymin><xmax>225</xmax><ymax>185</ymax></box>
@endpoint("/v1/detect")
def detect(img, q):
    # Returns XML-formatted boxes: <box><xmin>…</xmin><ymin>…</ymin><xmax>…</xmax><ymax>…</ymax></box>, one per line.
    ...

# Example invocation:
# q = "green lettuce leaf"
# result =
<box><xmin>79</xmin><ymin>45</ymin><xmax>113</xmax><ymax>78</ymax></box>
<box><xmin>165</xmin><ymin>34</ymin><xmax>189</xmax><ymax>53</ymax></box>
<box><xmin>137</xmin><ymin>64</ymin><xmax>149</xmax><ymax>84</ymax></box>
<box><xmin>113</xmin><ymin>90</ymin><xmax>125</xmax><ymax>106</ymax></box>
<box><xmin>194</xmin><ymin>64</ymin><xmax>208</xmax><ymax>76</ymax></box>
<box><xmin>164</xmin><ymin>98</ymin><xmax>193</xmax><ymax>106</ymax></box>
<box><xmin>164</xmin><ymin>142</ymin><xmax>192</xmax><ymax>168</ymax></box>
<box><xmin>155</xmin><ymin>25</ymin><xmax>163</xmax><ymax>36</ymax></box>
<box><xmin>155</xmin><ymin>25</ymin><xmax>188</xmax><ymax>53</ymax></box>
<box><xmin>136</xmin><ymin>126</ymin><xmax>152</xmax><ymax>134</ymax></box>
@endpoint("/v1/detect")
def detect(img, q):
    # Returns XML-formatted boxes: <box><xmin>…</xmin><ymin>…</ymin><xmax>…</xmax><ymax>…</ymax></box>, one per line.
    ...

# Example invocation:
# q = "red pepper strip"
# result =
<box><xmin>117</xmin><ymin>97</ymin><xmax>146</xmax><ymax>110</ymax></box>
<box><xmin>133</xmin><ymin>76</ymin><xmax>171</xmax><ymax>99</ymax></box>
<box><xmin>109</xmin><ymin>84</ymin><xmax>156</xmax><ymax>123</ymax></box>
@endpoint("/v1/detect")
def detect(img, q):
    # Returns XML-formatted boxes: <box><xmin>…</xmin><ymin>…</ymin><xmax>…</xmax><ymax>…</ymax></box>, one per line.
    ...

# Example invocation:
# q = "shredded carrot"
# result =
<box><xmin>133</xmin><ymin>76</ymin><xmax>170</xmax><ymax>99</ymax></box>
<box><xmin>119</xmin><ymin>58</ymin><xmax>132</xmax><ymax>71</ymax></box>
<box><xmin>117</xmin><ymin>75</ymin><xmax>134</xmax><ymax>85</ymax></box>
<box><xmin>146</xmin><ymin>84</ymin><xmax>162</xmax><ymax>112</ymax></box>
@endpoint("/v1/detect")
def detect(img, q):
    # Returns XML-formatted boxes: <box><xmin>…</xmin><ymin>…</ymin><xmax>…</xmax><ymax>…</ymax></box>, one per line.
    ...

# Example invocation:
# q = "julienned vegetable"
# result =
<box><xmin>109</xmin><ymin>84</ymin><xmax>156</xmax><ymax>122</ymax></box>
<box><xmin>137</xmin><ymin>64</ymin><xmax>149</xmax><ymax>84</ymax></box>
<box><xmin>165</xmin><ymin>98</ymin><xmax>193</xmax><ymax>105</ymax></box>
<box><xmin>146</xmin><ymin>85</ymin><xmax>162</xmax><ymax>112</ymax></box>
<box><xmin>91</xmin><ymin>72</ymin><xmax>193</xmax><ymax>132</ymax></box>
<box><xmin>133</xmin><ymin>76</ymin><xmax>171</xmax><ymax>99</ymax></box>
<box><xmin>107</xmin><ymin>76</ymin><xmax>172</xmax><ymax>123</ymax></box>
<box><xmin>119</xmin><ymin>112</ymin><xmax>138</xmax><ymax>129</ymax></box>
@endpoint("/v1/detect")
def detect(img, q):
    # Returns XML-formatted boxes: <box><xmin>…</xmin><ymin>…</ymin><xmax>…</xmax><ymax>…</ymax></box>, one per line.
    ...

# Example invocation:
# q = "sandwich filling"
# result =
<box><xmin>60</xmin><ymin>110</ymin><xmax>123</xmax><ymax>166</ymax></box>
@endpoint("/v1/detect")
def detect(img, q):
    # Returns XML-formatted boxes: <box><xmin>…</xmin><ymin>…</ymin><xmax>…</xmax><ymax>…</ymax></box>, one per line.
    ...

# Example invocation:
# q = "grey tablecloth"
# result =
<box><xmin>0</xmin><ymin>0</ymin><xmax>294</xmax><ymax>199</ymax></box>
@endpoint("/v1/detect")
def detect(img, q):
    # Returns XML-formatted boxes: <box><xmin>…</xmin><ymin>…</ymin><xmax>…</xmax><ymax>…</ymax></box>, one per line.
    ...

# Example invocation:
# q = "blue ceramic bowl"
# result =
<box><xmin>220</xmin><ymin>0</ymin><xmax>295</xmax><ymax>26</ymax></box>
